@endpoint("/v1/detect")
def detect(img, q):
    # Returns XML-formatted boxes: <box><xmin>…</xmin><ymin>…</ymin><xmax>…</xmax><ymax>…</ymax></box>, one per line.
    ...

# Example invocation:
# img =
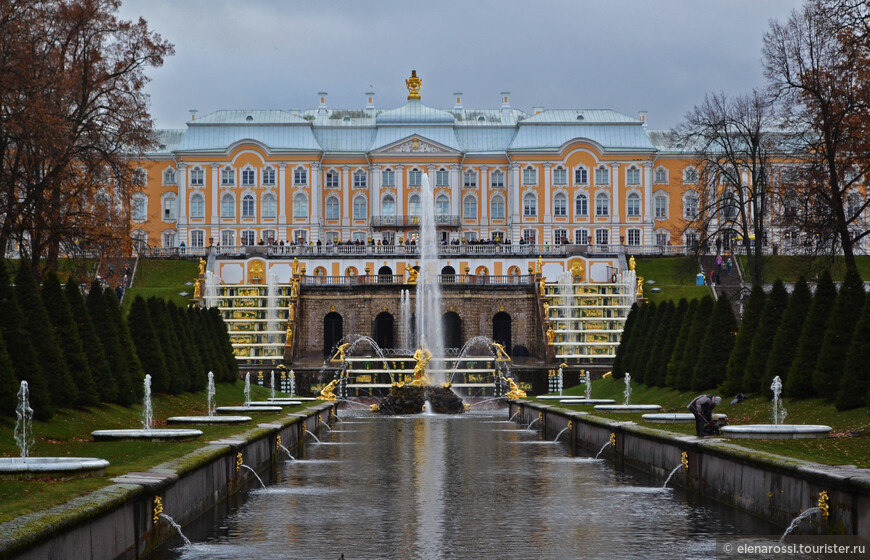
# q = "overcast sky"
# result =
<box><xmin>118</xmin><ymin>0</ymin><xmax>803</xmax><ymax>131</ymax></box>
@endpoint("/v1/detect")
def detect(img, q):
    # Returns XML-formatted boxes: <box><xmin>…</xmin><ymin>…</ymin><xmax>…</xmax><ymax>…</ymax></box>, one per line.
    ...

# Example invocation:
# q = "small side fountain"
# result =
<box><xmin>721</xmin><ymin>376</ymin><xmax>832</xmax><ymax>439</ymax></box>
<box><xmin>215</xmin><ymin>372</ymin><xmax>282</xmax><ymax>414</ymax></box>
<box><xmin>92</xmin><ymin>375</ymin><xmax>204</xmax><ymax>441</ymax></box>
<box><xmin>593</xmin><ymin>373</ymin><xmax>661</xmax><ymax>413</ymax></box>
<box><xmin>0</xmin><ymin>381</ymin><xmax>110</xmax><ymax>480</ymax></box>
<box><xmin>168</xmin><ymin>372</ymin><xmax>252</xmax><ymax>424</ymax></box>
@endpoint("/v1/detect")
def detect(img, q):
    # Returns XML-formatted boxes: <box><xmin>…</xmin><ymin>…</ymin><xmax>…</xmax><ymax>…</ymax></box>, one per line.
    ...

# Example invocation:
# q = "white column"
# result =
<box><xmin>611</xmin><ymin>162</ymin><xmax>620</xmax><ymax>244</ymax></box>
<box><xmin>395</xmin><ymin>164</ymin><xmax>404</xmax><ymax>223</ymax></box>
<box><xmin>480</xmin><ymin>165</ymin><xmax>489</xmax><ymax>224</ymax></box>
<box><xmin>311</xmin><ymin>162</ymin><xmax>321</xmax><ymax>241</ymax></box>
<box><xmin>643</xmin><ymin>162</ymin><xmax>654</xmax><ymax>246</ymax></box>
<box><xmin>341</xmin><ymin>166</ymin><xmax>350</xmax><ymax>229</ymax></box>
<box><xmin>543</xmin><ymin>163</ymin><xmax>552</xmax><ymax>221</ymax></box>
<box><xmin>370</xmin><ymin>164</ymin><xmax>380</xmax><ymax>222</ymax></box>
<box><xmin>210</xmin><ymin>164</ymin><xmax>219</xmax><ymax>222</ymax></box>
<box><xmin>510</xmin><ymin>162</ymin><xmax>521</xmax><ymax>243</ymax></box>
<box><xmin>450</xmin><ymin>164</ymin><xmax>460</xmax><ymax>218</ymax></box>
<box><xmin>278</xmin><ymin>163</ymin><xmax>287</xmax><ymax>224</ymax></box>
<box><xmin>177</xmin><ymin>163</ymin><xmax>188</xmax><ymax>240</ymax></box>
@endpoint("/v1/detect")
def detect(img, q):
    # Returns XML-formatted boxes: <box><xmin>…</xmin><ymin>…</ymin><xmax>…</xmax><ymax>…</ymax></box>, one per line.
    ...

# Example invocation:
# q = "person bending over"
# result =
<box><xmin>688</xmin><ymin>394</ymin><xmax>721</xmax><ymax>436</ymax></box>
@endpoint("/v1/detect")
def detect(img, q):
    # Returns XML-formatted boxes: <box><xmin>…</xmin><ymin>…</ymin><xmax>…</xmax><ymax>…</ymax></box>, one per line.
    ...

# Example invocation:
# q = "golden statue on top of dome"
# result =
<box><xmin>406</xmin><ymin>70</ymin><xmax>422</xmax><ymax>100</ymax></box>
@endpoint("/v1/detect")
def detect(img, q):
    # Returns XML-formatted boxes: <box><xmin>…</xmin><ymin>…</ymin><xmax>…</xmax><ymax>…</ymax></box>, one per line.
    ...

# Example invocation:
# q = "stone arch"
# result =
<box><xmin>493</xmin><ymin>311</ymin><xmax>512</xmax><ymax>355</ymax></box>
<box><xmin>375</xmin><ymin>311</ymin><xmax>395</xmax><ymax>350</ymax></box>
<box><xmin>323</xmin><ymin>312</ymin><xmax>343</xmax><ymax>357</ymax></box>
<box><xmin>443</xmin><ymin>311</ymin><xmax>462</xmax><ymax>350</ymax></box>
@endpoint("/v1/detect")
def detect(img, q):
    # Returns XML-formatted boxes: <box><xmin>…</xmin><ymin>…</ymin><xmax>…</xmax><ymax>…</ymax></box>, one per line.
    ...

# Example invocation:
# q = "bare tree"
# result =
<box><xmin>675</xmin><ymin>90</ymin><xmax>778</xmax><ymax>285</ymax></box>
<box><xmin>763</xmin><ymin>0</ymin><xmax>870</xmax><ymax>270</ymax></box>
<box><xmin>0</xmin><ymin>0</ymin><xmax>173</xmax><ymax>274</ymax></box>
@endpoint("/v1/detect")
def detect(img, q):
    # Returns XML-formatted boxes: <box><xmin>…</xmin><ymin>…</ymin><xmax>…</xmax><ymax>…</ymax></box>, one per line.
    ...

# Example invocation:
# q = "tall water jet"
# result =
<box><xmin>771</xmin><ymin>376</ymin><xmax>787</xmax><ymax>426</ymax></box>
<box><xmin>584</xmin><ymin>370</ymin><xmax>592</xmax><ymax>401</ymax></box>
<box><xmin>289</xmin><ymin>369</ymin><xmax>296</xmax><ymax>397</ymax></box>
<box><xmin>270</xmin><ymin>370</ymin><xmax>275</xmax><ymax>400</ymax></box>
<box><xmin>244</xmin><ymin>372</ymin><xmax>251</xmax><ymax>405</ymax></box>
<box><xmin>203</xmin><ymin>270</ymin><xmax>218</xmax><ymax>308</ymax></box>
<box><xmin>207</xmin><ymin>371</ymin><xmax>216</xmax><ymax>417</ymax></box>
<box><xmin>14</xmin><ymin>381</ymin><xmax>33</xmax><ymax>459</ymax></box>
<box><xmin>142</xmin><ymin>374</ymin><xmax>153</xmax><ymax>431</ymax></box>
<box><xmin>400</xmin><ymin>289</ymin><xmax>411</xmax><ymax>349</ymax></box>
<box><xmin>266</xmin><ymin>270</ymin><xmax>279</xmax><ymax>344</ymax></box>
<box><xmin>623</xmin><ymin>372</ymin><xmax>632</xmax><ymax>406</ymax></box>
<box><xmin>415</xmin><ymin>173</ymin><xmax>445</xmax><ymax>366</ymax></box>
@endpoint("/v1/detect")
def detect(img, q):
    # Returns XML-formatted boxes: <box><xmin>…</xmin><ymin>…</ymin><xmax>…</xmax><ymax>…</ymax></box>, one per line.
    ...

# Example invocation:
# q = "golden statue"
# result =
<box><xmin>410</xmin><ymin>344</ymin><xmax>432</xmax><ymax>386</ymax></box>
<box><xmin>492</xmin><ymin>342</ymin><xmax>511</xmax><ymax>362</ymax></box>
<box><xmin>198</xmin><ymin>258</ymin><xmax>206</xmax><ymax>276</ymax></box>
<box><xmin>319</xmin><ymin>378</ymin><xmax>339</xmax><ymax>401</ymax></box>
<box><xmin>636</xmin><ymin>276</ymin><xmax>645</xmax><ymax>298</ymax></box>
<box><xmin>193</xmin><ymin>278</ymin><xmax>202</xmax><ymax>298</ymax></box>
<box><xmin>571</xmin><ymin>260</ymin><xmax>584</xmax><ymax>279</ymax></box>
<box><xmin>250</xmin><ymin>260</ymin><xmax>264</xmax><ymax>282</ymax></box>
<box><xmin>628</xmin><ymin>255</ymin><xmax>636</xmax><ymax>271</ymax></box>
<box><xmin>369</xmin><ymin>403</ymin><xmax>380</xmax><ymax>412</ymax></box>
<box><xmin>536</xmin><ymin>256</ymin><xmax>543</xmax><ymax>275</ymax></box>
<box><xmin>330</xmin><ymin>342</ymin><xmax>350</xmax><ymax>363</ymax></box>
<box><xmin>504</xmin><ymin>377</ymin><xmax>527</xmax><ymax>400</ymax></box>
<box><xmin>291</xmin><ymin>257</ymin><xmax>301</xmax><ymax>278</ymax></box>
<box><xmin>290</xmin><ymin>280</ymin><xmax>298</xmax><ymax>298</ymax></box>
<box><xmin>406</xmin><ymin>266</ymin><xmax>418</xmax><ymax>285</ymax></box>
<box><xmin>284</xmin><ymin>326</ymin><xmax>293</xmax><ymax>347</ymax></box>
<box><xmin>546</xmin><ymin>326</ymin><xmax>556</xmax><ymax>345</ymax></box>
<box><xmin>540</xmin><ymin>277</ymin><xmax>546</xmax><ymax>296</ymax></box>
<box><xmin>405</xmin><ymin>70</ymin><xmax>422</xmax><ymax>100</ymax></box>
<box><xmin>543</xmin><ymin>302</ymin><xmax>549</xmax><ymax>316</ymax></box>
<box><xmin>288</xmin><ymin>302</ymin><xmax>295</xmax><ymax>322</ymax></box>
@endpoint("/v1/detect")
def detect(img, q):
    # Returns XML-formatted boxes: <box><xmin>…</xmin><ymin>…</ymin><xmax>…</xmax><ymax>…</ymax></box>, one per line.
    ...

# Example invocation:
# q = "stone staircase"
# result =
<box><xmin>699</xmin><ymin>254</ymin><xmax>748</xmax><ymax>316</ymax></box>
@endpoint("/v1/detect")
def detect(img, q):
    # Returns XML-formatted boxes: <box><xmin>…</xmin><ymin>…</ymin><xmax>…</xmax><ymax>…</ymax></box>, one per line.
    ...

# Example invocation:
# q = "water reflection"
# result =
<box><xmin>153</xmin><ymin>410</ymin><xmax>779</xmax><ymax>559</ymax></box>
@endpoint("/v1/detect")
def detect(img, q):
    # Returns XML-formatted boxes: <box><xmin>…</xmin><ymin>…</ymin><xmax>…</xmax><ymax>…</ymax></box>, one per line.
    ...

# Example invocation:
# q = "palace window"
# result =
<box><xmin>574</xmin><ymin>166</ymin><xmax>588</xmax><ymax>185</ymax></box>
<box><xmin>553</xmin><ymin>167</ymin><xmax>567</xmax><ymax>185</ymax></box>
<box><xmin>523</xmin><ymin>193</ymin><xmax>537</xmax><ymax>216</ymax></box>
<box><xmin>190</xmin><ymin>167</ymin><xmax>204</xmax><ymax>186</ymax></box>
<box><xmin>162</xmin><ymin>194</ymin><xmax>176</xmax><ymax>221</ymax></box>
<box><xmin>626</xmin><ymin>193</ymin><xmax>641</xmax><ymax>217</ymax></box>
<box><xmin>554</xmin><ymin>193</ymin><xmax>567</xmax><ymax>217</ymax></box>
<box><xmin>654</xmin><ymin>195</ymin><xmax>668</xmax><ymax>219</ymax></box>
<box><xmin>294</xmin><ymin>167</ymin><xmax>307</xmax><ymax>185</ymax></box>
<box><xmin>436</xmin><ymin>168</ymin><xmax>449</xmax><ymax>187</ymax></box>
<box><xmin>491</xmin><ymin>170</ymin><xmax>504</xmax><ymax>188</ymax></box>
<box><xmin>435</xmin><ymin>195</ymin><xmax>450</xmax><ymax>217</ymax></box>
<box><xmin>554</xmin><ymin>228</ymin><xmax>568</xmax><ymax>244</ymax></box>
<box><xmin>523</xmin><ymin>166</ymin><xmax>537</xmax><ymax>185</ymax></box>
<box><xmin>575</xmin><ymin>193</ymin><xmax>588</xmax><ymax>217</ymax></box>
<box><xmin>163</xmin><ymin>167</ymin><xmax>176</xmax><ymax>186</ymax></box>
<box><xmin>491</xmin><ymin>195</ymin><xmax>505</xmax><ymax>219</ymax></box>
<box><xmin>463</xmin><ymin>170</ymin><xmax>476</xmax><ymax>188</ymax></box>
<box><xmin>382</xmin><ymin>168</ymin><xmax>395</xmax><ymax>186</ymax></box>
<box><xmin>847</xmin><ymin>194</ymin><xmax>862</xmax><ymax>219</ymax></box>
<box><xmin>221</xmin><ymin>166</ymin><xmax>235</xmax><ymax>186</ymax></box>
<box><xmin>162</xmin><ymin>230</ymin><xmax>176</xmax><ymax>248</ymax></box>
<box><xmin>595</xmin><ymin>166</ymin><xmax>609</xmax><ymax>186</ymax></box>
<box><xmin>326</xmin><ymin>171</ymin><xmax>339</xmax><ymax>188</ymax></box>
<box><xmin>627</xmin><ymin>228</ymin><xmax>641</xmax><ymax>246</ymax></box>
<box><xmin>262</xmin><ymin>193</ymin><xmax>277</xmax><ymax>219</ymax></box>
<box><xmin>293</xmin><ymin>193</ymin><xmax>307</xmax><ymax>218</ymax></box>
<box><xmin>683</xmin><ymin>166</ymin><xmax>699</xmax><ymax>184</ymax></box>
<box><xmin>241</xmin><ymin>194</ymin><xmax>255</xmax><ymax>218</ymax></box>
<box><xmin>626</xmin><ymin>166</ymin><xmax>641</xmax><ymax>186</ymax></box>
<box><xmin>241</xmin><ymin>230</ymin><xmax>255</xmax><ymax>246</ymax></box>
<box><xmin>382</xmin><ymin>195</ymin><xmax>396</xmax><ymax>216</ymax></box>
<box><xmin>132</xmin><ymin>167</ymin><xmax>147</xmax><ymax>187</ymax></box>
<box><xmin>595</xmin><ymin>228</ymin><xmax>609</xmax><ymax>245</ymax></box>
<box><xmin>241</xmin><ymin>168</ymin><xmax>256</xmax><ymax>187</ymax></box>
<box><xmin>684</xmin><ymin>191</ymin><xmax>699</xmax><ymax>219</ymax></box>
<box><xmin>463</xmin><ymin>196</ymin><xmax>477</xmax><ymax>220</ymax></box>
<box><xmin>221</xmin><ymin>194</ymin><xmax>235</xmax><ymax>219</ymax></box>
<box><xmin>190</xmin><ymin>193</ymin><xmax>205</xmax><ymax>219</ymax></box>
<box><xmin>353</xmin><ymin>196</ymin><xmax>367</xmax><ymax>220</ymax></box>
<box><xmin>353</xmin><ymin>170</ymin><xmax>367</xmax><ymax>188</ymax></box>
<box><xmin>190</xmin><ymin>230</ymin><xmax>205</xmax><ymax>248</ymax></box>
<box><xmin>409</xmin><ymin>194</ymin><xmax>421</xmax><ymax>217</ymax></box>
<box><xmin>685</xmin><ymin>230</ymin><xmax>699</xmax><ymax>250</ymax></box>
<box><xmin>221</xmin><ymin>230</ymin><xmax>235</xmax><ymax>246</ymax></box>
<box><xmin>595</xmin><ymin>193</ymin><xmax>609</xmax><ymax>216</ymax></box>
<box><xmin>409</xmin><ymin>169</ymin><xmax>422</xmax><ymax>187</ymax></box>
<box><xmin>262</xmin><ymin>167</ymin><xmax>276</xmax><ymax>186</ymax></box>
<box><xmin>262</xmin><ymin>230</ymin><xmax>276</xmax><ymax>244</ymax></box>
<box><xmin>575</xmin><ymin>229</ymin><xmax>589</xmax><ymax>245</ymax></box>
<box><xmin>522</xmin><ymin>229</ymin><xmax>536</xmax><ymax>244</ymax></box>
<box><xmin>656</xmin><ymin>229</ymin><xmax>669</xmax><ymax>246</ymax></box>
<box><xmin>326</xmin><ymin>196</ymin><xmax>340</xmax><ymax>220</ymax></box>
<box><xmin>132</xmin><ymin>195</ymin><xmax>147</xmax><ymax>222</ymax></box>
<box><xmin>654</xmin><ymin>167</ymin><xmax>668</xmax><ymax>184</ymax></box>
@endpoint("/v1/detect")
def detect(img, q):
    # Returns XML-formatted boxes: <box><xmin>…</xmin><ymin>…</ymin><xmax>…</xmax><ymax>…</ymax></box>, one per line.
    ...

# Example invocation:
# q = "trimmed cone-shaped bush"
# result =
<box><xmin>721</xmin><ymin>284</ymin><xmax>766</xmax><ymax>395</ymax></box>
<box><xmin>66</xmin><ymin>279</ymin><xmax>117</xmax><ymax>403</ymax></box>
<box><xmin>0</xmin><ymin>332</ymin><xmax>20</xmax><ymax>416</ymax></box>
<box><xmin>41</xmin><ymin>273</ymin><xmax>98</xmax><ymax>406</ymax></box>
<box><xmin>87</xmin><ymin>283</ymin><xmax>133</xmax><ymax>405</ymax></box>
<box><xmin>665</xmin><ymin>299</ymin><xmax>699</xmax><ymax>388</ymax></box>
<box><xmin>147</xmin><ymin>297</ymin><xmax>186</xmax><ymax>393</ymax></box>
<box><xmin>646</xmin><ymin>300</ymin><xmax>676</xmax><ymax>386</ymax></box>
<box><xmin>105</xmin><ymin>289</ymin><xmax>145</xmax><ymax>402</ymax></box>
<box><xmin>785</xmin><ymin>272</ymin><xmax>837</xmax><ymax>398</ymax></box>
<box><xmin>692</xmin><ymin>293</ymin><xmax>738</xmax><ymax>390</ymax></box>
<box><xmin>625</xmin><ymin>303</ymin><xmax>653</xmax><ymax>379</ymax></box>
<box><xmin>836</xmin><ymin>296</ymin><xmax>870</xmax><ymax>410</ymax></box>
<box><xmin>128</xmin><ymin>296</ymin><xmax>170</xmax><ymax>393</ymax></box>
<box><xmin>813</xmin><ymin>268</ymin><xmax>865</xmax><ymax>401</ymax></box>
<box><xmin>674</xmin><ymin>296</ymin><xmax>714</xmax><ymax>391</ymax></box>
<box><xmin>14</xmin><ymin>260</ymin><xmax>78</xmax><ymax>408</ymax></box>
<box><xmin>633</xmin><ymin>302</ymin><xmax>661</xmax><ymax>385</ymax></box>
<box><xmin>170</xmin><ymin>303</ymin><xmax>206</xmax><ymax>391</ymax></box>
<box><xmin>188</xmin><ymin>306</ymin><xmax>226</xmax><ymax>381</ymax></box>
<box><xmin>208</xmin><ymin>307</ymin><xmax>239</xmax><ymax>382</ymax></box>
<box><xmin>612</xmin><ymin>303</ymin><xmax>638</xmax><ymax>379</ymax></box>
<box><xmin>764</xmin><ymin>277</ymin><xmax>812</xmax><ymax>390</ymax></box>
<box><xmin>652</xmin><ymin>299</ymin><xmax>688</xmax><ymax>387</ymax></box>
<box><xmin>745</xmin><ymin>280</ymin><xmax>790</xmax><ymax>393</ymax></box>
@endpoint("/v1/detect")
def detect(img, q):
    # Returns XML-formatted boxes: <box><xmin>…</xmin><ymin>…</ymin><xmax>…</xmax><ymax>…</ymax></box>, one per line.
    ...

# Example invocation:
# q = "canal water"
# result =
<box><xmin>153</xmin><ymin>409</ymin><xmax>779</xmax><ymax>559</ymax></box>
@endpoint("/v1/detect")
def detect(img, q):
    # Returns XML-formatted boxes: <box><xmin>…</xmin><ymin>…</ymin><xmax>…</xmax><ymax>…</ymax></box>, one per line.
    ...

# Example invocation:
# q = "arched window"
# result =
<box><xmin>626</xmin><ymin>166</ymin><xmax>641</xmax><ymax>186</ymax></box>
<box><xmin>626</xmin><ymin>193</ymin><xmax>641</xmax><ymax>217</ymax></box>
<box><xmin>190</xmin><ymin>193</ymin><xmax>205</xmax><ymax>219</ymax></box>
<box><xmin>408</xmin><ymin>168</ymin><xmax>422</xmax><ymax>187</ymax></box>
<box><xmin>221</xmin><ymin>193</ymin><xmax>235</xmax><ymax>219</ymax></box>
<box><xmin>408</xmin><ymin>194</ymin><xmax>421</xmax><ymax>216</ymax></box>
<box><xmin>163</xmin><ymin>167</ymin><xmax>176</xmax><ymax>185</ymax></box>
<box><xmin>554</xmin><ymin>193</ymin><xmax>567</xmax><ymax>217</ymax></box>
<box><xmin>684</xmin><ymin>191</ymin><xmax>699</xmax><ymax>219</ymax></box>
<box><xmin>241</xmin><ymin>194</ymin><xmax>255</xmax><ymax>218</ymax></box>
<box><xmin>463</xmin><ymin>196</ymin><xmax>477</xmax><ymax>219</ymax></box>
<box><xmin>654</xmin><ymin>166</ymin><xmax>668</xmax><ymax>184</ymax></box>
<box><xmin>382</xmin><ymin>195</ymin><xmax>396</xmax><ymax>216</ymax></box>
<box><xmin>262</xmin><ymin>166</ymin><xmax>276</xmax><ymax>186</ymax></box>
<box><xmin>523</xmin><ymin>166</ymin><xmax>537</xmax><ymax>185</ymax></box>
<box><xmin>463</xmin><ymin>170</ymin><xmax>477</xmax><ymax>188</ymax></box>
<box><xmin>595</xmin><ymin>165</ymin><xmax>609</xmax><ymax>185</ymax></box>
<box><xmin>523</xmin><ymin>193</ymin><xmax>537</xmax><ymax>216</ymax></box>
<box><xmin>190</xmin><ymin>167</ymin><xmax>204</xmax><ymax>186</ymax></box>
<box><xmin>326</xmin><ymin>196</ymin><xmax>340</xmax><ymax>220</ymax></box>
<box><xmin>353</xmin><ymin>170</ymin><xmax>367</xmax><ymax>188</ymax></box>
<box><xmin>293</xmin><ymin>193</ymin><xmax>307</xmax><ymax>219</ymax></box>
<box><xmin>221</xmin><ymin>166</ymin><xmax>234</xmax><ymax>186</ymax></box>
<box><xmin>293</xmin><ymin>166</ymin><xmax>307</xmax><ymax>185</ymax></box>
<box><xmin>241</xmin><ymin>167</ymin><xmax>256</xmax><ymax>187</ymax></box>
<box><xmin>262</xmin><ymin>193</ymin><xmax>276</xmax><ymax>219</ymax></box>
<box><xmin>435</xmin><ymin>195</ymin><xmax>450</xmax><ymax>217</ymax></box>
<box><xmin>553</xmin><ymin>167</ymin><xmax>567</xmax><ymax>185</ymax></box>
<box><xmin>575</xmin><ymin>194</ymin><xmax>588</xmax><ymax>216</ymax></box>
<box><xmin>436</xmin><ymin>168</ymin><xmax>449</xmax><ymax>186</ymax></box>
<box><xmin>382</xmin><ymin>168</ymin><xmax>395</xmax><ymax>186</ymax></box>
<box><xmin>683</xmin><ymin>166</ymin><xmax>699</xmax><ymax>184</ymax></box>
<box><xmin>491</xmin><ymin>195</ymin><xmax>505</xmax><ymax>219</ymax></box>
<box><xmin>595</xmin><ymin>193</ymin><xmax>609</xmax><ymax>216</ymax></box>
<box><xmin>491</xmin><ymin>170</ymin><xmax>505</xmax><ymax>188</ymax></box>
<box><xmin>353</xmin><ymin>195</ymin><xmax>367</xmax><ymax>220</ymax></box>
<box><xmin>574</xmin><ymin>166</ymin><xmax>588</xmax><ymax>185</ymax></box>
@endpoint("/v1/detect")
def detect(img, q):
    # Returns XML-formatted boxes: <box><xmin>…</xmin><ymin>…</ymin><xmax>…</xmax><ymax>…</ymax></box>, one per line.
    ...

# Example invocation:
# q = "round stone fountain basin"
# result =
<box><xmin>214</xmin><ymin>406</ymin><xmax>282</xmax><ymax>414</ymax></box>
<box><xmin>90</xmin><ymin>429</ymin><xmax>203</xmax><ymax>442</ymax></box>
<box><xmin>721</xmin><ymin>424</ymin><xmax>832</xmax><ymax>439</ymax></box>
<box><xmin>0</xmin><ymin>457</ymin><xmax>110</xmax><ymax>480</ymax></box>
<box><xmin>642</xmin><ymin>413</ymin><xmax>727</xmax><ymax>423</ymax></box>
<box><xmin>167</xmin><ymin>416</ymin><xmax>252</xmax><ymax>424</ymax></box>
<box><xmin>559</xmin><ymin>399</ymin><xmax>616</xmax><ymax>405</ymax></box>
<box><xmin>269</xmin><ymin>397</ymin><xmax>318</xmax><ymax>402</ymax></box>
<box><xmin>247</xmin><ymin>400</ymin><xmax>302</xmax><ymax>407</ymax></box>
<box><xmin>594</xmin><ymin>404</ymin><xmax>662</xmax><ymax>413</ymax></box>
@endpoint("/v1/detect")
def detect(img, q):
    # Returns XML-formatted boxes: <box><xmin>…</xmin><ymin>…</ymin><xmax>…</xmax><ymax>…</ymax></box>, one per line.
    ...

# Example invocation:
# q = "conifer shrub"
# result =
<box><xmin>764</xmin><ymin>277</ymin><xmax>812</xmax><ymax>390</ymax></box>
<box><xmin>0</xmin><ymin>332</ymin><xmax>20</xmax><ymax>416</ymax></box>
<box><xmin>836</xmin><ymin>296</ymin><xmax>870</xmax><ymax>410</ymax></box>
<box><xmin>612</xmin><ymin>303</ymin><xmax>638</xmax><ymax>379</ymax></box>
<box><xmin>785</xmin><ymin>271</ymin><xmax>837</xmax><ymax>398</ymax></box>
<box><xmin>722</xmin><ymin>284</ymin><xmax>766</xmax><ymax>395</ymax></box>
<box><xmin>744</xmin><ymin>280</ymin><xmax>789</xmax><ymax>393</ymax></box>
<box><xmin>665</xmin><ymin>299</ymin><xmax>699</xmax><ymax>388</ymax></box>
<box><xmin>674</xmin><ymin>296</ymin><xmax>714</xmax><ymax>391</ymax></box>
<box><xmin>66</xmin><ymin>278</ymin><xmax>117</xmax><ymax>403</ymax></box>
<box><xmin>652</xmin><ymin>299</ymin><xmax>688</xmax><ymax>387</ymax></box>
<box><xmin>128</xmin><ymin>296</ymin><xmax>170</xmax><ymax>393</ymax></box>
<box><xmin>692</xmin><ymin>293</ymin><xmax>737</xmax><ymax>390</ymax></box>
<box><xmin>813</xmin><ymin>268</ymin><xmax>865</xmax><ymax>400</ymax></box>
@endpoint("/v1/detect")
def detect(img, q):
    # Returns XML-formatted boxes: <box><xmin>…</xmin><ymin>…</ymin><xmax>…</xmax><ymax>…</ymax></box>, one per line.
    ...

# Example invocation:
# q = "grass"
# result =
<box><xmin>534</xmin><ymin>378</ymin><xmax>870</xmax><ymax>468</ymax></box>
<box><xmin>634</xmin><ymin>257</ymin><xmax>710</xmax><ymax>304</ymax></box>
<box><xmin>123</xmin><ymin>259</ymin><xmax>199</xmax><ymax>312</ymax></box>
<box><xmin>738</xmin><ymin>255</ymin><xmax>870</xmax><ymax>283</ymax></box>
<box><xmin>0</xmin><ymin>382</ymin><xmax>313</xmax><ymax>524</ymax></box>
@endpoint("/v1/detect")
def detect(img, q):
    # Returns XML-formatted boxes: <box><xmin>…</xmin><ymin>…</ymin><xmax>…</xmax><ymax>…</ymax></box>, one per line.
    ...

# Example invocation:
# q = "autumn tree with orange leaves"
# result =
<box><xmin>0</xmin><ymin>0</ymin><xmax>172</xmax><ymax>275</ymax></box>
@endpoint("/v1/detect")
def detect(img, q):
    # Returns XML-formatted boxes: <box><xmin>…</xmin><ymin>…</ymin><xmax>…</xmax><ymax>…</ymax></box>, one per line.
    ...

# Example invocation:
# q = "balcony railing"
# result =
<box><xmin>370</xmin><ymin>215</ymin><xmax>460</xmax><ymax>228</ymax></box>
<box><xmin>299</xmin><ymin>274</ymin><xmax>535</xmax><ymax>287</ymax></box>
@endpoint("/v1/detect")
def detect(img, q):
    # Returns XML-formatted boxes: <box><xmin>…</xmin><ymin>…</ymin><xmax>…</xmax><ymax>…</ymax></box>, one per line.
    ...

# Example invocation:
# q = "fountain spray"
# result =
<box><xmin>207</xmin><ymin>371</ymin><xmax>216</xmax><ymax>417</ymax></box>
<box><xmin>142</xmin><ymin>375</ymin><xmax>153</xmax><ymax>432</ymax></box>
<box><xmin>244</xmin><ymin>372</ymin><xmax>251</xmax><ymax>405</ymax></box>
<box><xmin>14</xmin><ymin>381</ymin><xmax>33</xmax><ymax>459</ymax></box>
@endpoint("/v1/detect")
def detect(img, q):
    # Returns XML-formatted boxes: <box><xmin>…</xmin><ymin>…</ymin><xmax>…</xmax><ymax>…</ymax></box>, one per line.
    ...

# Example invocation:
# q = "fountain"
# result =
<box><xmin>168</xmin><ymin>372</ymin><xmax>252</xmax><ymax>424</ymax></box>
<box><xmin>0</xmin><ymin>381</ymin><xmax>110</xmax><ymax>480</ymax></box>
<box><xmin>215</xmin><ymin>372</ymin><xmax>282</xmax><ymax>414</ymax></box>
<box><xmin>158</xmin><ymin>513</ymin><xmax>192</xmax><ymax>546</ymax></box>
<box><xmin>539</xmin><ymin>370</ymin><xmax>615</xmax><ymax>405</ymax></box>
<box><xmin>92</xmin><ymin>375</ymin><xmax>203</xmax><ymax>441</ymax></box>
<box><xmin>593</xmin><ymin>373</ymin><xmax>661</xmax><ymax>413</ymax></box>
<box><xmin>721</xmin><ymin>376</ymin><xmax>832</xmax><ymax>439</ymax></box>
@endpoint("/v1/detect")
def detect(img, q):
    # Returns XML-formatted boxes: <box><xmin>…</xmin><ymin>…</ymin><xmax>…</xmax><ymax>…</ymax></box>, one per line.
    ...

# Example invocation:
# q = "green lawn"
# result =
<box><xmin>0</xmin><ymin>382</ymin><xmax>313</xmax><ymax>524</ymax></box>
<box><xmin>634</xmin><ymin>257</ymin><xmax>710</xmax><ymax>304</ymax></box>
<box><xmin>738</xmin><ymin>255</ymin><xmax>870</xmax><ymax>282</ymax></box>
<box><xmin>123</xmin><ymin>258</ymin><xmax>199</xmax><ymax>312</ymax></box>
<box><xmin>535</xmin><ymin>378</ymin><xmax>870</xmax><ymax>468</ymax></box>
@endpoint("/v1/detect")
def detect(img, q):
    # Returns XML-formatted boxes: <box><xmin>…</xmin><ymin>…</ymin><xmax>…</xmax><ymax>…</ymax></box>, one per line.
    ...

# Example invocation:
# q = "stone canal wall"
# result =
<box><xmin>509</xmin><ymin>401</ymin><xmax>870</xmax><ymax>539</ymax></box>
<box><xmin>0</xmin><ymin>402</ymin><xmax>337</xmax><ymax>560</ymax></box>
